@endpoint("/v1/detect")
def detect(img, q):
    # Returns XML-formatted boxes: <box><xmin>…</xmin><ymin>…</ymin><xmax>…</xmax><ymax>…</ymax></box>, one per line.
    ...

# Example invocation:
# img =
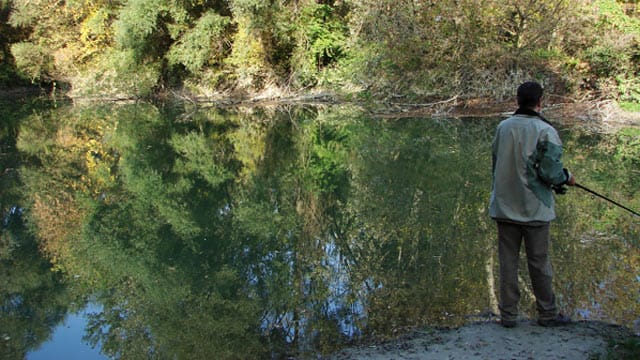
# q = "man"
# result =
<box><xmin>489</xmin><ymin>81</ymin><xmax>575</xmax><ymax>328</ymax></box>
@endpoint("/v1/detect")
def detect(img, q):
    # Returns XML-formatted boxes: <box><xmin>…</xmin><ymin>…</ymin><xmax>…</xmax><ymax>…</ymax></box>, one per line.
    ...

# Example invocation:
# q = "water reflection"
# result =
<box><xmin>1</xmin><ymin>99</ymin><xmax>639</xmax><ymax>358</ymax></box>
<box><xmin>27</xmin><ymin>304</ymin><xmax>106</xmax><ymax>360</ymax></box>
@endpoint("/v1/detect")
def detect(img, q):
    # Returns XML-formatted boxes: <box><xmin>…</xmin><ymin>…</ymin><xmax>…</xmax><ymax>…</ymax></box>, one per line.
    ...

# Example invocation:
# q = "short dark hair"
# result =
<box><xmin>517</xmin><ymin>81</ymin><xmax>544</xmax><ymax>109</ymax></box>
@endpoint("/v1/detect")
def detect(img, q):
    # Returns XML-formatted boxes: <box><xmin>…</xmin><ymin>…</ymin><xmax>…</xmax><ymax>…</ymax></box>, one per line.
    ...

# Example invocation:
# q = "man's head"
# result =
<box><xmin>517</xmin><ymin>81</ymin><xmax>544</xmax><ymax>110</ymax></box>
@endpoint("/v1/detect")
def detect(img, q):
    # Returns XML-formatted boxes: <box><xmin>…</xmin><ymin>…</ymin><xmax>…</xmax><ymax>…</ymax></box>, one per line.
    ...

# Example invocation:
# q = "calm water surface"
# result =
<box><xmin>1</xmin><ymin>98</ymin><xmax>639</xmax><ymax>359</ymax></box>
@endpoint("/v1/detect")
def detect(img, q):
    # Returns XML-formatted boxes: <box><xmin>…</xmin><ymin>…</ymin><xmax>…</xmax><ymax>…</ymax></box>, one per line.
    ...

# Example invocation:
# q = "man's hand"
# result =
<box><xmin>563</xmin><ymin>168</ymin><xmax>576</xmax><ymax>186</ymax></box>
<box><xmin>554</xmin><ymin>169</ymin><xmax>575</xmax><ymax>194</ymax></box>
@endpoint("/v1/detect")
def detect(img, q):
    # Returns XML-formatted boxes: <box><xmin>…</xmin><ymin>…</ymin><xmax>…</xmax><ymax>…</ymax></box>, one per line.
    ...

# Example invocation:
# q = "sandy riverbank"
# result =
<box><xmin>327</xmin><ymin>319</ymin><xmax>637</xmax><ymax>360</ymax></box>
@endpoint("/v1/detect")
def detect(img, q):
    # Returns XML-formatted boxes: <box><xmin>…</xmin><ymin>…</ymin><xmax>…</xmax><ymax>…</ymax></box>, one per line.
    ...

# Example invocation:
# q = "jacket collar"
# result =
<box><xmin>514</xmin><ymin>108</ymin><xmax>553</xmax><ymax>126</ymax></box>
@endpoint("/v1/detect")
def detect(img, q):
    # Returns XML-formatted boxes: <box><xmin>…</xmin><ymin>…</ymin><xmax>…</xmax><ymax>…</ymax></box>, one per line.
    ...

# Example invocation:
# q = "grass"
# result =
<box><xmin>619</xmin><ymin>102</ymin><xmax>640</xmax><ymax>112</ymax></box>
<box><xmin>603</xmin><ymin>337</ymin><xmax>640</xmax><ymax>359</ymax></box>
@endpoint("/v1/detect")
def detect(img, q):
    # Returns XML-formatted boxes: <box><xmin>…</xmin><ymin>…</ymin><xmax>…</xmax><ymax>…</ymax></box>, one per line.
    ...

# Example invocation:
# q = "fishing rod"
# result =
<box><xmin>574</xmin><ymin>182</ymin><xmax>640</xmax><ymax>217</ymax></box>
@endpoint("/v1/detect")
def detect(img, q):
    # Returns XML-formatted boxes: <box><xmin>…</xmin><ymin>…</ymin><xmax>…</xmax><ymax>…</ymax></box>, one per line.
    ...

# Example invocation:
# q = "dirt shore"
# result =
<box><xmin>327</xmin><ymin>319</ymin><xmax>637</xmax><ymax>360</ymax></box>
<box><xmin>3</xmin><ymin>87</ymin><xmax>639</xmax><ymax>127</ymax></box>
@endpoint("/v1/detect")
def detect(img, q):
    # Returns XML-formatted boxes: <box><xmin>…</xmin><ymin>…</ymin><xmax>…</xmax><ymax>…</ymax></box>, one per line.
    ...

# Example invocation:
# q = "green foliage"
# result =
<box><xmin>225</xmin><ymin>1</ymin><xmax>298</xmax><ymax>88</ymax></box>
<box><xmin>596</xmin><ymin>0</ymin><xmax>640</xmax><ymax>35</ymax></box>
<box><xmin>620</xmin><ymin>101</ymin><xmax>640</xmax><ymax>111</ymax></box>
<box><xmin>586</xmin><ymin>44</ymin><xmax>634</xmax><ymax>78</ymax></box>
<box><xmin>170</xmin><ymin>131</ymin><xmax>233</xmax><ymax>187</ymax></box>
<box><xmin>0</xmin><ymin>56</ymin><xmax>16</xmax><ymax>86</ymax></box>
<box><xmin>305</xmin><ymin>121</ymin><xmax>351</xmax><ymax>197</ymax></box>
<box><xmin>291</xmin><ymin>3</ymin><xmax>348</xmax><ymax>87</ymax></box>
<box><xmin>575</xmin><ymin>0</ymin><xmax>640</xmax><ymax>100</ymax></box>
<box><xmin>7</xmin><ymin>0</ymin><xmax>89</xmax><ymax>85</ymax></box>
<box><xmin>113</xmin><ymin>0</ymin><xmax>167</xmax><ymax>53</ymax></box>
<box><xmin>605</xmin><ymin>336</ymin><xmax>640</xmax><ymax>359</ymax></box>
<box><xmin>616</xmin><ymin>74</ymin><xmax>640</xmax><ymax>104</ymax></box>
<box><xmin>0</xmin><ymin>100</ymin><xmax>84</xmax><ymax>360</ymax></box>
<box><xmin>1</xmin><ymin>0</ymin><xmax>638</xmax><ymax>99</ymax></box>
<box><xmin>0</xmin><ymin>1</ymin><xmax>23</xmax><ymax>86</ymax></box>
<box><xmin>74</xmin><ymin>48</ymin><xmax>161</xmax><ymax>97</ymax></box>
<box><xmin>79</xmin><ymin>7</ymin><xmax>115</xmax><ymax>58</ymax></box>
<box><xmin>613</xmin><ymin>127</ymin><xmax>640</xmax><ymax>169</ymax></box>
<box><xmin>167</xmin><ymin>11</ymin><xmax>231</xmax><ymax>73</ymax></box>
<box><xmin>227</xmin><ymin>0</ymin><xmax>270</xmax><ymax>18</ymax></box>
<box><xmin>6</xmin><ymin>100</ymin><xmax>640</xmax><ymax>357</ymax></box>
<box><xmin>0</xmin><ymin>99</ymin><xmax>27</xmax><ymax>230</ymax></box>
<box><xmin>0</xmin><ymin>241</ymin><xmax>71</xmax><ymax>360</ymax></box>
<box><xmin>10</xmin><ymin>42</ymin><xmax>53</xmax><ymax>82</ymax></box>
<box><xmin>7</xmin><ymin>0</ymin><xmax>39</xmax><ymax>27</ymax></box>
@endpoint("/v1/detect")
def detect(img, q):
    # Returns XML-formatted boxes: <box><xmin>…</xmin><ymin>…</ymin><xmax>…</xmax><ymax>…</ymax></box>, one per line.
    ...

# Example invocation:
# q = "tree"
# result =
<box><xmin>8</xmin><ymin>0</ymin><xmax>90</xmax><ymax>85</ymax></box>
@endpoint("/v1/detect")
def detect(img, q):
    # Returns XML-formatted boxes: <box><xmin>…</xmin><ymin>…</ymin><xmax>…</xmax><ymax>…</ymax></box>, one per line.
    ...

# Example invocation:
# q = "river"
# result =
<box><xmin>1</xmin><ymin>98</ymin><xmax>638</xmax><ymax>359</ymax></box>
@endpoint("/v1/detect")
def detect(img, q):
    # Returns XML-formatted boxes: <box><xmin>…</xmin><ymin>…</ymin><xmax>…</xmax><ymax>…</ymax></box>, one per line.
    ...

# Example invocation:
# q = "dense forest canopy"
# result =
<box><xmin>0</xmin><ymin>0</ymin><xmax>638</xmax><ymax>104</ymax></box>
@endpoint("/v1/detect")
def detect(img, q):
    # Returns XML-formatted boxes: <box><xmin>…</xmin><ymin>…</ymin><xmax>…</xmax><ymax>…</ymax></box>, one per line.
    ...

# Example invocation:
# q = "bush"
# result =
<box><xmin>10</xmin><ymin>42</ymin><xmax>53</xmax><ymax>83</ymax></box>
<box><xmin>71</xmin><ymin>49</ymin><xmax>160</xmax><ymax>98</ymax></box>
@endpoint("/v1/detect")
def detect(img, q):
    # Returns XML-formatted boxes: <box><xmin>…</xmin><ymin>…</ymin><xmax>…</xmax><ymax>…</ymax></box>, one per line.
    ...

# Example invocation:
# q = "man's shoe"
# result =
<box><xmin>501</xmin><ymin>319</ymin><xmax>517</xmax><ymax>328</ymax></box>
<box><xmin>537</xmin><ymin>313</ymin><xmax>571</xmax><ymax>327</ymax></box>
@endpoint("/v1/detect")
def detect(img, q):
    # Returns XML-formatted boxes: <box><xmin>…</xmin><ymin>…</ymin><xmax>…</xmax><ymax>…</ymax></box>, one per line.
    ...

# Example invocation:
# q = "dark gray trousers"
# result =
<box><xmin>497</xmin><ymin>221</ymin><xmax>557</xmax><ymax>321</ymax></box>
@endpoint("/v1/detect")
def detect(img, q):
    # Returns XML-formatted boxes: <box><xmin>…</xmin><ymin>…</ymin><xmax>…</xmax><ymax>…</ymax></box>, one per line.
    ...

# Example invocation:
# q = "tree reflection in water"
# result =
<box><xmin>1</xmin><ymin>100</ymin><xmax>638</xmax><ymax>358</ymax></box>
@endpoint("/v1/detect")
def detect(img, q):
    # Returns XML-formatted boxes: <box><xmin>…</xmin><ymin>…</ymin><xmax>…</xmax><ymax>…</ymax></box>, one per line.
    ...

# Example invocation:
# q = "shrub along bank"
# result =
<box><xmin>0</xmin><ymin>0</ymin><xmax>638</xmax><ymax>106</ymax></box>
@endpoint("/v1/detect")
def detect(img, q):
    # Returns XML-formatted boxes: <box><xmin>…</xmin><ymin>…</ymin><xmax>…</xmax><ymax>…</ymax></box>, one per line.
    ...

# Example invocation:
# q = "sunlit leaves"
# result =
<box><xmin>79</xmin><ymin>7</ymin><xmax>115</xmax><ymax>56</ymax></box>
<box><xmin>1</xmin><ymin>0</ymin><xmax>638</xmax><ymax>102</ymax></box>
<box><xmin>7</xmin><ymin>0</ymin><xmax>43</xmax><ymax>27</ymax></box>
<box><xmin>8</xmin><ymin>0</ymin><xmax>92</xmax><ymax>83</ymax></box>
<box><xmin>227</xmin><ymin>0</ymin><xmax>270</xmax><ymax>19</ymax></box>
<box><xmin>494</xmin><ymin>0</ymin><xmax>572</xmax><ymax>51</ymax></box>
<box><xmin>75</xmin><ymin>48</ymin><xmax>161</xmax><ymax>97</ymax></box>
<box><xmin>290</xmin><ymin>3</ymin><xmax>348</xmax><ymax>86</ymax></box>
<box><xmin>114</xmin><ymin>0</ymin><xmax>167</xmax><ymax>51</ymax></box>
<box><xmin>10</xmin><ymin>42</ymin><xmax>53</xmax><ymax>82</ymax></box>
<box><xmin>167</xmin><ymin>11</ymin><xmax>231</xmax><ymax>73</ymax></box>
<box><xmin>596</xmin><ymin>0</ymin><xmax>640</xmax><ymax>35</ymax></box>
<box><xmin>305</xmin><ymin>6</ymin><xmax>346</xmax><ymax>65</ymax></box>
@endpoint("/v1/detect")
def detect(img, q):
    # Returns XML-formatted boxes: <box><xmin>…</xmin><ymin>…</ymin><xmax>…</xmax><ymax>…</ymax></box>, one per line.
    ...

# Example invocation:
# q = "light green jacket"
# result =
<box><xmin>489</xmin><ymin>113</ymin><xmax>570</xmax><ymax>223</ymax></box>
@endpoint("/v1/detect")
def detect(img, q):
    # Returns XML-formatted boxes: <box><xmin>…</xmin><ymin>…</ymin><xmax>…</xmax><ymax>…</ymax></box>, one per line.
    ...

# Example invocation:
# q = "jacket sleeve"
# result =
<box><xmin>491</xmin><ymin>129</ymin><xmax>499</xmax><ymax>176</ymax></box>
<box><xmin>536</xmin><ymin>128</ymin><xmax>570</xmax><ymax>186</ymax></box>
